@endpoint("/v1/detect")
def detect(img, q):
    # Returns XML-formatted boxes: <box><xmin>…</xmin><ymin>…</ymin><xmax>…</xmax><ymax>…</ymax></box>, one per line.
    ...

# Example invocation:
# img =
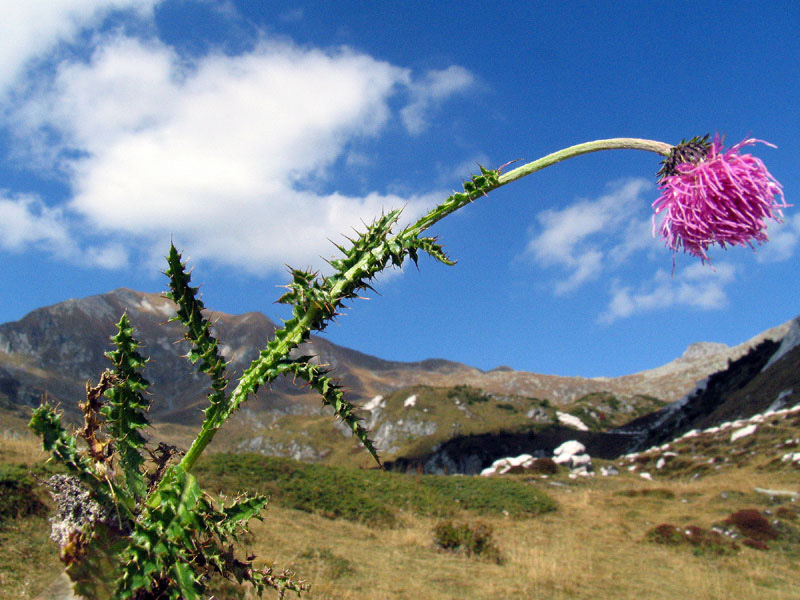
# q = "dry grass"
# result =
<box><xmin>0</xmin><ymin>430</ymin><xmax>49</xmax><ymax>466</ymax></box>
<box><xmin>0</xmin><ymin>513</ymin><xmax>60</xmax><ymax>598</ymax></box>
<box><xmin>5</xmin><ymin>428</ymin><xmax>800</xmax><ymax>600</ymax></box>
<box><xmin>224</xmin><ymin>468</ymin><xmax>800</xmax><ymax>600</ymax></box>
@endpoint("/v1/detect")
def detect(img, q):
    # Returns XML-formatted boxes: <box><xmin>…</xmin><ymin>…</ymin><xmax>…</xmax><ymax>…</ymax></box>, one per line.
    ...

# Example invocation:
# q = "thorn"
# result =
<box><xmin>496</xmin><ymin>159</ymin><xmax>521</xmax><ymax>173</ymax></box>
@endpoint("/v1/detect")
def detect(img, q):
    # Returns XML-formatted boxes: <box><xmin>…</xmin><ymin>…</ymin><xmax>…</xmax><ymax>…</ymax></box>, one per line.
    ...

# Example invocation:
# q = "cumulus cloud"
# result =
<box><xmin>0</xmin><ymin>192</ymin><xmax>128</xmax><ymax>268</ymax></box>
<box><xmin>399</xmin><ymin>65</ymin><xmax>474</xmax><ymax>135</ymax></box>
<box><xmin>525</xmin><ymin>178</ymin><xmax>656</xmax><ymax>294</ymax></box>
<box><xmin>524</xmin><ymin>178</ymin><xmax>745</xmax><ymax>323</ymax></box>
<box><xmin>755</xmin><ymin>213</ymin><xmax>800</xmax><ymax>263</ymax></box>
<box><xmin>0</xmin><ymin>0</ymin><xmax>160</xmax><ymax>97</ymax></box>
<box><xmin>3</xmin><ymin>19</ymin><xmax>474</xmax><ymax>274</ymax></box>
<box><xmin>0</xmin><ymin>193</ymin><xmax>71</xmax><ymax>251</ymax></box>
<box><xmin>599</xmin><ymin>262</ymin><xmax>736</xmax><ymax>324</ymax></box>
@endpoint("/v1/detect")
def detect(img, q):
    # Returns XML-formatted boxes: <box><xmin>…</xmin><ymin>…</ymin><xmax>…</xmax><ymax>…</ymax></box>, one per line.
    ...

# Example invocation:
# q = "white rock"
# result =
<box><xmin>404</xmin><ymin>395</ymin><xmax>417</xmax><ymax>408</ymax></box>
<box><xmin>640</xmin><ymin>472</ymin><xmax>653</xmax><ymax>480</ymax></box>
<box><xmin>362</xmin><ymin>395</ymin><xmax>384</xmax><ymax>411</ymax></box>
<box><xmin>704</xmin><ymin>426</ymin><xmax>720</xmax><ymax>435</ymax></box>
<box><xmin>480</xmin><ymin>466</ymin><xmax>496</xmax><ymax>476</ymax></box>
<box><xmin>600</xmin><ymin>466</ymin><xmax>619</xmax><ymax>476</ymax></box>
<box><xmin>554</xmin><ymin>440</ymin><xmax>586</xmax><ymax>460</ymax></box>
<box><xmin>731</xmin><ymin>424</ymin><xmax>757</xmax><ymax>442</ymax></box>
<box><xmin>656</xmin><ymin>457</ymin><xmax>666</xmax><ymax>470</ymax></box>
<box><xmin>491</xmin><ymin>458</ymin><xmax>511</xmax><ymax>469</ymax></box>
<box><xmin>557</xmin><ymin>411</ymin><xmax>589</xmax><ymax>431</ymax></box>
<box><xmin>749</xmin><ymin>413</ymin><xmax>765</xmax><ymax>424</ymax></box>
<box><xmin>781</xmin><ymin>452</ymin><xmax>800</xmax><ymax>463</ymax></box>
<box><xmin>508</xmin><ymin>454</ymin><xmax>534</xmax><ymax>467</ymax></box>
<box><xmin>681</xmin><ymin>429</ymin><xmax>699</xmax><ymax>439</ymax></box>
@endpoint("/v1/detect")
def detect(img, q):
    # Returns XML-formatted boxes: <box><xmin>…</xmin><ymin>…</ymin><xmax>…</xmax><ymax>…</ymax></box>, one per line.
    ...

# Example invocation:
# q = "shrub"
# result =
<box><xmin>724</xmin><ymin>509</ymin><xmax>779</xmax><ymax>542</ymax></box>
<box><xmin>647</xmin><ymin>523</ymin><xmax>685</xmax><ymax>546</ymax></box>
<box><xmin>522</xmin><ymin>457</ymin><xmax>559</xmax><ymax>475</ymax></box>
<box><xmin>448</xmin><ymin>385</ymin><xmax>490</xmax><ymax>405</ymax></box>
<box><xmin>433</xmin><ymin>520</ymin><xmax>502</xmax><ymax>563</ymax></box>
<box><xmin>194</xmin><ymin>453</ymin><xmax>557</xmax><ymax>524</ymax></box>
<box><xmin>0</xmin><ymin>466</ymin><xmax>48</xmax><ymax>526</ymax></box>
<box><xmin>646</xmin><ymin>523</ymin><xmax>738</xmax><ymax>556</ymax></box>
<box><xmin>617</xmin><ymin>488</ymin><xmax>676</xmax><ymax>500</ymax></box>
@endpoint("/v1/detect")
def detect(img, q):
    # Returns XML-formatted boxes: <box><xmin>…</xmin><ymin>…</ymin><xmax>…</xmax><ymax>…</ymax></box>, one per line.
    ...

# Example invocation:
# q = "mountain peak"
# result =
<box><xmin>679</xmin><ymin>342</ymin><xmax>729</xmax><ymax>361</ymax></box>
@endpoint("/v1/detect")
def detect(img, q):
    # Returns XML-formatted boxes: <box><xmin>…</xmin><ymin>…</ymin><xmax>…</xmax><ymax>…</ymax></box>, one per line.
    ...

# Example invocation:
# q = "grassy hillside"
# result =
<box><xmin>3</xmin><ymin>428</ymin><xmax>800</xmax><ymax>600</ymax></box>
<box><xmin>208</xmin><ymin>384</ymin><xmax>668</xmax><ymax>470</ymax></box>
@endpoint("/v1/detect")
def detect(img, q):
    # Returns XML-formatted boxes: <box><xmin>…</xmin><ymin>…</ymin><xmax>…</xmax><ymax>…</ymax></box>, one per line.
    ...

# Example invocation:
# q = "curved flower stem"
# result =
<box><xmin>497</xmin><ymin>138</ymin><xmax>672</xmax><ymax>188</ymax></box>
<box><xmin>177</xmin><ymin>137</ymin><xmax>672</xmax><ymax>473</ymax></box>
<box><xmin>408</xmin><ymin>138</ymin><xmax>672</xmax><ymax>236</ymax></box>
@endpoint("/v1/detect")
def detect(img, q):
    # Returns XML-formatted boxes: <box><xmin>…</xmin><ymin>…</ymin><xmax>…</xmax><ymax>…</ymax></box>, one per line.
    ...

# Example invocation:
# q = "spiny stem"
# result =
<box><xmin>408</xmin><ymin>138</ymin><xmax>672</xmax><ymax>235</ymax></box>
<box><xmin>179</xmin><ymin>309</ymin><xmax>316</xmax><ymax>471</ymax></box>
<box><xmin>178</xmin><ymin>136</ymin><xmax>673</xmax><ymax>473</ymax></box>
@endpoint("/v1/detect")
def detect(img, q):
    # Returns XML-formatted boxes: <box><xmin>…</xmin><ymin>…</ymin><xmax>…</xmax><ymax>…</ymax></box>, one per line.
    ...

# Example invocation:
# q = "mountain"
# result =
<box><xmin>394</xmin><ymin>324</ymin><xmax>800</xmax><ymax>474</ymax></box>
<box><xmin>0</xmin><ymin>288</ymin><xmax>797</xmax><ymax>469</ymax></box>
<box><xmin>0</xmin><ymin>288</ymin><xmax>474</xmax><ymax>423</ymax></box>
<box><xmin>611</xmin><ymin>319</ymin><xmax>800</xmax><ymax>452</ymax></box>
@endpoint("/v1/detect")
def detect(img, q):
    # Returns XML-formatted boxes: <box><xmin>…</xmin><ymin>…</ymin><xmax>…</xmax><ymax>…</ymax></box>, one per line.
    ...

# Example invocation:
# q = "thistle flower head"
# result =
<box><xmin>652</xmin><ymin>134</ymin><xmax>787</xmax><ymax>262</ymax></box>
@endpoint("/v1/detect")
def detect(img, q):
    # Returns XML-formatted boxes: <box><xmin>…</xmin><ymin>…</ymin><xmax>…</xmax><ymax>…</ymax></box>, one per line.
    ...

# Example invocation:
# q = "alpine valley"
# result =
<box><xmin>1</xmin><ymin>288</ymin><xmax>798</xmax><ymax>472</ymax></box>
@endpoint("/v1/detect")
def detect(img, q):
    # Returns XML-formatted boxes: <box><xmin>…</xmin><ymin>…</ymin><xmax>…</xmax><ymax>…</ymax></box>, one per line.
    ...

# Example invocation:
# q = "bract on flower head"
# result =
<box><xmin>652</xmin><ymin>134</ymin><xmax>787</xmax><ymax>262</ymax></box>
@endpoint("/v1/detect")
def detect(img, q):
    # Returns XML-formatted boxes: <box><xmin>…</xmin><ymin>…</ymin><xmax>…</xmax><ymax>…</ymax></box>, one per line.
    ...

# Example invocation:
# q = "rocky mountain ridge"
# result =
<box><xmin>0</xmin><ymin>288</ymin><xmax>797</xmax><ymax>471</ymax></box>
<box><xmin>1</xmin><ymin>288</ymin><xmax>791</xmax><ymax>418</ymax></box>
<box><xmin>393</xmin><ymin>326</ymin><xmax>800</xmax><ymax>474</ymax></box>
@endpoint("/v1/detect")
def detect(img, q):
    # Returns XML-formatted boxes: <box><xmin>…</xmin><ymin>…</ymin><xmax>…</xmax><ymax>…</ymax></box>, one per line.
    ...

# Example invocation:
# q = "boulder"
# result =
<box><xmin>553</xmin><ymin>440</ymin><xmax>586</xmax><ymax>463</ymax></box>
<box><xmin>553</xmin><ymin>440</ymin><xmax>593</xmax><ymax>473</ymax></box>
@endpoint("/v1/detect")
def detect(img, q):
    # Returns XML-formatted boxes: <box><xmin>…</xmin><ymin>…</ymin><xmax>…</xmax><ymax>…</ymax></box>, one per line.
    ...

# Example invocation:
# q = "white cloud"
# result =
<box><xmin>4</xmin><ymin>30</ymin><xmax>474</xmax><ymax>274</ymax></box>
<box><xmin>525</xmin><ymin>178</ymin><xmax>655</xmax><ymax>294</ymax></box>
<box><xmin>755</xmin><ymin>214</ymin><xmax>800</xmax><ymax>263</ymax></box>
<box><xmin>400</xmin><ymin>65</ymin><xmax>474</xmax><ymax>135</ymax></box>
<box><xmin>599</xmin><ymin>262</ymin><xmax>736</xmax><ymax>324</ymax></box>
<box><xmin>524</xmin><ymin>178</ymin><xmax>744</xmax><ymax>323</ymax></box>
<box><xmin>0</xmin><ymin>193</ymin><xmax>71</xmax><ymax>251</ymax></box>
<box><xmin>0</xmin><ymin>192</ymin><xmax>128</xmax><ymax>268</ymax></box>
<box><xmin>0</xmin><ymin>0</ymin><xmax>160</xmax><ymax>98</ymax></box>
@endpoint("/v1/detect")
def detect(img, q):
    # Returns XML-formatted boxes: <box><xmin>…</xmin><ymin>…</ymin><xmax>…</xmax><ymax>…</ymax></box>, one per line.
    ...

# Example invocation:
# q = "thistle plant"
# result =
<box><xmin>30</xmin><ymin>134</ymin><xmax>785</xmax><ymax>599</ymax></box>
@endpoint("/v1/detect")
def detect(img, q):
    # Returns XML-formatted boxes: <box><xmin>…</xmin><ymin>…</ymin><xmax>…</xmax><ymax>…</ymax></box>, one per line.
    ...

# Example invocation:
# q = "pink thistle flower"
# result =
<box><xmin>652</xmin><ymin>135</ymin><xmax>787</xmax><ymax>262</ymax></box>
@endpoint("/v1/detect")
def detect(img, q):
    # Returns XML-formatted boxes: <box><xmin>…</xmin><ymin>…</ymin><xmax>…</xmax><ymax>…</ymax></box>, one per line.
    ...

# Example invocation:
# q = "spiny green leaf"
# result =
<box><xmin>103</xmin><ymin>313</ymin><xmax>151</xmax><ymax>499</ymax></box>
<box><xmin>163</xmin><ymin>243</ymin><xmax>230</xmax><ymax>426</ymax></box>
<box><xmin>29</xmin><ymin>403</ymin><xmax>107</xmax><ymax>497</ymax></box>
<box><xmin>276</xmin><ymin>359</ymin><xmax>381</xmax><ymax>467</ymax></box>
<box><xmin>169</xmin><ymin>561</ymin><xmax>201</xmax><ymax>600</ymax></box>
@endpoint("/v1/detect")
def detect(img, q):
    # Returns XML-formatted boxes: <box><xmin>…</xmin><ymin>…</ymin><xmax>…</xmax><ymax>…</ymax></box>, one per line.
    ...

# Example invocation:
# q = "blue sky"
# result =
<box><xmin>1</xmin><ymin>1</ymin><xmax>798</xmax><ymax>378</ymax></box>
